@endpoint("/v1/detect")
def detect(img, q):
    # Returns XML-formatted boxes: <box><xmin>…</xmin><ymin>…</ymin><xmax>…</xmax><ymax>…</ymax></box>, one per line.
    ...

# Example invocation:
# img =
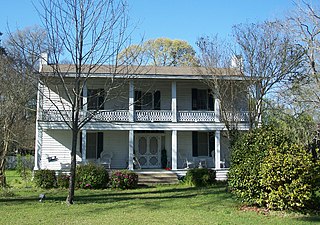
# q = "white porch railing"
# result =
<box><xmin>135</xmin><ymin>110</ymin><xmax>172</xmax><ymax>122</ymax></box>
<box><xmin>93</xmin><ymin>110</ymin><xmax>129</xmax><ymax>122</ymax></box>
<box><xmin>178</xmin><ymin>111</ymin><xmax>216</xmax><ymax>122</ymax></box>
<box><xmin>222</xmin><ymin>111</ymin><xmax>250</xmax><ymax>122</ymax></box>
<box><xmin>41</xmin><ymin>109</ymin><xmax>250</xmax><ymax>123</ymax></box>
<box><xmin>42</xmin><ymin>109</ymin><xmax>72</xmax><ymax>121</ymax></box>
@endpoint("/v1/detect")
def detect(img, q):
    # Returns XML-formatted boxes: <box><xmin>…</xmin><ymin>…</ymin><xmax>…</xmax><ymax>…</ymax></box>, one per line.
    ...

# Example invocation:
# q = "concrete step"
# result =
<box><xmin>137</xmin><ymin>172</ymin><xmax>179</xmax><ymax>185</ymax></box>
<box><xmin>216</xmin><ymin>169</ymin><xmax>228</xmax><ymax>181</ymax></box>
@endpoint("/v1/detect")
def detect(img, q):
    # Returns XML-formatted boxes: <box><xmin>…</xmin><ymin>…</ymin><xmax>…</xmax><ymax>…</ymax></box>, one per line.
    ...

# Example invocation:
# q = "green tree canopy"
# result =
<box><xmin>119</xmin><ymin>38</ymin><xmax>198</xmax><ymax>66</ymax></box>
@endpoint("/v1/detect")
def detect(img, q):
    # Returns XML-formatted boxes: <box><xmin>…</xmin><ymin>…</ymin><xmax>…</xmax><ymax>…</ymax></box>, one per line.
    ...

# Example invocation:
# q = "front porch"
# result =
<box><xmin>79</xmin><ymin>130</ymin><xmax>230</xmax><ymax>171</ymax></box>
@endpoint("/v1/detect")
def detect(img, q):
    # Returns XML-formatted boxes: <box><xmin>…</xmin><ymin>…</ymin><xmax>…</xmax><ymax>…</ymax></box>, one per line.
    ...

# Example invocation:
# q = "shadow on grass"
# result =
<box><xmin>0</xmin><ymin>185</ymin><xmax>230</xmax><ymax>205</ymax></box>
<box><xmin>295</xmin><ymin>216</ymin><xmax>320</xmax><ymax>222</ymax></box>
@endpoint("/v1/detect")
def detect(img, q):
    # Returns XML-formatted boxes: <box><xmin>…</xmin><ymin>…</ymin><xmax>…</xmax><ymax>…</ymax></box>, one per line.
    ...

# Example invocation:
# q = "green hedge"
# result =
<box><xmin>184</xmin><ymin>168</ymin><xmax>216</xmax><ymax>187</ymax></box>
<box><xmin>76</xmin><ymin>164</ymin><xmax>109</xmax><ymax>189</ymax></box>
<box><xmin>34</xmin><ymin>170</ymin><xmax>56</xmax><ymax>189</ymax></box>
<box><xmin>260</xmin><ymin>145</ymin><xmax>320</xmax><ymax>210</ymax></box>
<box><xmin>56</xmin><ymin>173</ymin><xmax>70</xmax><ymax>189</ymax></box>
<box><xmin>228</xmin><ymin>125</ymin><xmax>320</xmax><ymax>210</ymax></box>
<box><xmin>110</xmin><ymin>170</ymin><xmax>138</xmax><ymax>189</ymax></box>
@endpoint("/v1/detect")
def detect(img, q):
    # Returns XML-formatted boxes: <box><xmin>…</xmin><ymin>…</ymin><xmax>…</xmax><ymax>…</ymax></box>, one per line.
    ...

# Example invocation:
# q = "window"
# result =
<box><xmin>88</xmin><ymin>89</ymin><xmax>104</xmax><ymax>110</ymax></box>
<box><xmin>134</xmin><ymin>90</ymin><xmax>161</xmax><ymax>110</ymax></box>
<box><xmin>192</xmin><ymin>89</ymin><xmax>214</xmax><ymax>111</ymax></box>
<box><xmin>86</xmin><ymin>132</ymin><xmax>103</xmax><ymax>159</ymax></box>
<box><xmin>192</xmin><ymin>131</ymin><xmax>214</xmax><ymax>157</ymax></box>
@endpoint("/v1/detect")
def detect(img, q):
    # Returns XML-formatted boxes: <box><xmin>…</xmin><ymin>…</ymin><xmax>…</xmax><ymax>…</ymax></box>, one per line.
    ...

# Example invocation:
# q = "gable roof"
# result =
<box><xmin>40</xmin><ymin>64</ymin><xmax>245</xmax><ymax>80</ymax></box>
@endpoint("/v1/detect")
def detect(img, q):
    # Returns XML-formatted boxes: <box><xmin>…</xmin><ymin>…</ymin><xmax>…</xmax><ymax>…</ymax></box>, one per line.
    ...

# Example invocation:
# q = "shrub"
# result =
<box><xmin>57</xmin><ymin>173</ymin><xmax>70</xmax><ymax>189</ymax></box>
<box><xmin>184</xmin><ymin>168</ymin><xmax>216</xmax><ymax>187</ymax></box>
<box><xmin>76</xmin><ymin>163</ymin><xmax>109</xmax><ymax>189</ymax></box>
<box><xmin>34</xmin><ymin>170</ymin><xmax>56</xmax><ymax>189</ymax></box>
<box><xmin>260</xmin><ymin>145</ymin><xmax>320</xmax><ymax>210</ymax></box>
<box><xmin>110</xmin><ymin>170</ymin><xmax>138</xmax><ymax>189</ymax></box>
<box><xmin>228</xmin><ymin>125</ymin><xmax>320</xmax><ymax>211</ymax></box>
<box><xmin>228</xmin><ymin>126</ymin><xmax>293</xmax><ymax>205</ymax></box>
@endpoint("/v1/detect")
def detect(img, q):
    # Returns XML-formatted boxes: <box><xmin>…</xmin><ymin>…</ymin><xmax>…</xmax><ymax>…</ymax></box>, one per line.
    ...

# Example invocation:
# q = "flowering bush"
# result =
<box><xmin>76</xmin><ymin>163</ymin><xmax>109</xmax><ymax>189</ymax></box>
<box><xmin>56</xmin><ymin>173</ymin><xmax>70</xmax><ymax>188</ymax></box>
<box><xmin>110</xmin><ymin>170</ymin><xmax>138</xmax><ymax>189</ymax></box>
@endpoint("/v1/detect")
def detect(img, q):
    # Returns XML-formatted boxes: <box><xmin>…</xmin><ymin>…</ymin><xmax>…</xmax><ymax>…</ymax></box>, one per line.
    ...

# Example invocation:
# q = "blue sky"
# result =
<box><xmin>1</xmin><ymin>0</ymin><xmax>295</xmax><ymax>47</ymax></box>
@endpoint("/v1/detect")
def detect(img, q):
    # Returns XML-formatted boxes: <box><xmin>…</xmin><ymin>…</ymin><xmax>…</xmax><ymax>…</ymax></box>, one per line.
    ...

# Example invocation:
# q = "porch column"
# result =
<box><xmin>215</xmin><ymin>131</ymin><xmax>221</xmax><ymax>169</ymax></box>
<box><xmin>34</xmin><ymin>126</ymin><xmax>42</xmax><ymax>170</ymax></box>
<box><xmin>83</xmin><ymin>82</ymin><xmax>88</xmax><ymax>110</ymax></box>
<box><xmin>129</xmin><ymin>80</ymin><xmax>134</xmax><ymax>122</ymax></box>
<box><xmin>81</xmin><ymin>83</ymin><xmax>88</xmax><ymax>162</ymax></box>
<box><xmin>172</xmin><ymin>130</ymin><xmax>177</xmax><ymax>170</ymax></box>
<box><xmin>128</xmin><ymin>130</ymin><xmax>134</xmax><ymax>170</ymax></box>
<box><xmin>34</xmin><ymin>82</ymin><xmax>43</xmax><ymax>170</ymax></box>
<box><xmin>214</xmin><ymin>98</ymin><xmax>220</xmax><ymax>122</ymax></box>
<box><xmin>171</xmin><ymin>81</ymin><xmax>177</xmax><ymax>122</ymax></box>
<box><xmin>81</xmin><ymin>130</ymin><xmax>87</xmax><ymax>162</ymax></box>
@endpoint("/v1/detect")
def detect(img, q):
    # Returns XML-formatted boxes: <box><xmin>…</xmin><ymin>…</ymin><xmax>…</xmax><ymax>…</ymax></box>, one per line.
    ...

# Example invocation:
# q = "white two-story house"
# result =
<box><xmin>34</xmin><ymin>61</ymin><xmax>251</xmax><ymax>178</ymax></box>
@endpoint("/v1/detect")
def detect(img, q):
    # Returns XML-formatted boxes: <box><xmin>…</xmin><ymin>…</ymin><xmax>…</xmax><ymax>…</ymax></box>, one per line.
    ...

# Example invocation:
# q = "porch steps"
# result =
<box><xmin>215</xmin><ymin>169</ymin><xmax>228</xmax><ymax>181</ymax></box>
<box><xmin>137</xmin><ymin>172</ymin><xmax>179</xmax><ymax>185</ymax></box>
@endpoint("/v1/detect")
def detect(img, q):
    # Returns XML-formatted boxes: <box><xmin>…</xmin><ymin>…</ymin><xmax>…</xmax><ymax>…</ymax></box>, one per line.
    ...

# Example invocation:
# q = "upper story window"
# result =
<box><xmin>134</xmin><ymin>90</ymin><xmax>161</xmax><ymax>110</ymax></box>
<box><xmin>88</xmin><ymin>89</ymin><xmax>104</xmax><ymax>110</ymax></box>
<box><xmin>192</xmin><ymin>88</ymin><xmax>214</xmax><ymax>111</ymax></box>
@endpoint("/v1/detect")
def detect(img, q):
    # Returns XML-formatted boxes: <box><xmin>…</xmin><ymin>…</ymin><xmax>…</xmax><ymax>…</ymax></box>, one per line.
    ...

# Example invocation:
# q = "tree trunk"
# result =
<box><xmin>66</xmin><ymin>128</ymin><xmax>78</xmax><ymax>204</ymax></box>
<box><xmin>0</xmin><ymin>126</ymin><xmax>10</xmax><ymax>188</ymax></box>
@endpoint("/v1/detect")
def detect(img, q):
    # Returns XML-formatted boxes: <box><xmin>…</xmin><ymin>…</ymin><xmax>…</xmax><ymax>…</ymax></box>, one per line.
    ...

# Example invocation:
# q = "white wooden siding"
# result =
<box><xmin>42</xmin><ymin>79</ymin><xmax>248</xmax><ymax>112</ymax></box>
<box><xmin>42</xmin><ymin>85</ymin><xmax>72</xmax><ymax>110</ymax></box>
<box><xmin>41</xmin><ymin>130</ymin><xmax>81</xmax><ymax>170</ymax></box>
<box><xmin>103</xmin><ymin>131</ymin><xmax>129</xmax><ymax>168</ymax></box>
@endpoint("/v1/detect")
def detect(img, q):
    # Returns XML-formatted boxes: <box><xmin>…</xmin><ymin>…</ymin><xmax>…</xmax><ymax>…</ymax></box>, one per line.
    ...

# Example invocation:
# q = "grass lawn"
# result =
<box><xmin>1</xmin><ymin>171</ymin><xmax>319</xmax><ymax>225</ymax></box>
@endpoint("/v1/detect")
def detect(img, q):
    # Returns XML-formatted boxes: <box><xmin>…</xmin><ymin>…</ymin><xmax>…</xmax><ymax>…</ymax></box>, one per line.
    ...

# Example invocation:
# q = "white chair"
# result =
<box><xmin>133</xmin><ymin>154</ymin><xmax>141</xmax><ymax>170</ymax></box>
<box><xmin>178</xmin><ymin>152</ymin><xmax>194</xmax><ymax>169</ymax></box>
<box><xmin>211</xmin><ymin>150</ymin><xmax>226</xmax><ymax>168</ymax></box>
<box><xmin>99</xmin><ymin>151</ymin><xmax>113</xmax><ymax>169</ymax></box>
<box><xmin>198</xmin><ymin>158</ymin><xmax>207</xmax><ymax>168</ymax></box>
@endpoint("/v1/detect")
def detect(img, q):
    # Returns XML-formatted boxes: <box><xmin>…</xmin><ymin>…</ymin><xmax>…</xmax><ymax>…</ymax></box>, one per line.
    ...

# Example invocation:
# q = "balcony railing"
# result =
<box><xmin>93</xmin><ymin>110</ymin><xmax>129</xmax><ymax>122</ymax></box>
<box><xmin>222</xmin><ymin>111</ymin><xmax>250</xmax><ymax>122</ymax></box>
<box><xmin>135</xmin><ymin>110</ymin><xmax>172</xmax><ymax>122</ymax></box>
<box><xmin>41</xmin><ymin>109</ymin><xmax>250</xmax><ymax>123</ymax></box>
<box><xmin>178</xmin><ymin>111</ymin><xmax>215</xmax><ymax>122</ymax></box>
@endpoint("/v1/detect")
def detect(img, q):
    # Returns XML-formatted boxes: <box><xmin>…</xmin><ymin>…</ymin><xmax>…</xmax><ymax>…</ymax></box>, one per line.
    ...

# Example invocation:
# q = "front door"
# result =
<box><xmin>135</xmin><ymin>135</ymin><xmax>161</xmax><ymax>168</ymax></box>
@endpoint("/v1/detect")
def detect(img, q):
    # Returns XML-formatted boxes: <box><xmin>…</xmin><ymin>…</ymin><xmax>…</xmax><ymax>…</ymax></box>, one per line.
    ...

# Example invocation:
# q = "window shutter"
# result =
<box><xmin>208</xmin><ymin>90</ymin><xmax>214</xmax><ymax>111</ymax></box>
<box><xmin>209</xmin><ymin>132</ymin><xmax>215</xmax><ymax>157</ymax></box>
<box><xmin>97</xmin><ymin>132</ymin><xmax>104</xmax><ymax>159</ymax></box>
<box><xmin>192</xmin><ymin>89</ymin><xmax>198</xmax><ymax>110</ymax></box>
<box><xmin>134</xmin><ymin>91</ymin><xmax>142</xmax><ymax>110</ymax></box>
<box><xmin>80</xmin><ymin>91</ymin><xmax>83</xmax><ymax>110</ymax></box>
<box><xmin>154</xmin><ymin>91</ymin><xmax>161</xmax><ymax>110</ymax></box>
<box><xmin>79</xmin><ymin>131</ymin><xmax>82</xmax><ymax>154</ymax></box>
<box><xmin>192</xmin><ymin>131</ymin><xmax>198</xmax><ymax>157</ymax></box>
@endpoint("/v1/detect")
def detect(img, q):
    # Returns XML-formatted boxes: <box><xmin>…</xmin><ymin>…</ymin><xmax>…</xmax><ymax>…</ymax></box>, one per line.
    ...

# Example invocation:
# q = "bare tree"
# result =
<box><xmin>35</xmin><ymin>0</ymin><xmax>136</xmax><ymax>204</ymax></box>
<box><xmin>233</xmin><ymin>21</ymin><xmax>305</xmax><ymax>128</ymax></box>
<box><xmin>0</xmin><ymin>53</ymin><xmax>34</xmax><ymax>187</ymax></box>
<box><xmin>283</xmin><ymin>1</ymin><xmax>320</xmax><ymax>119</ymax></box>
<box><xmin>196</xmin><ymin>35</ymin><xmax>249</xmax><ymax>134</ymax></box>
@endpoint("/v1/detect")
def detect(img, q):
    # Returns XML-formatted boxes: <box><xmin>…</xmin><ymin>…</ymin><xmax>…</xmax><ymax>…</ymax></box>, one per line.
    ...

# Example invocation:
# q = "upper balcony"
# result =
<box><xmin>40</xmin><ymin>109</ymin><xmax>250</xmax><ymax>123</ymax></box>
<box><xmin>39</xmin><ymin>78</ymin><xmax>252</xmax><ymax>127</ymax></box>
